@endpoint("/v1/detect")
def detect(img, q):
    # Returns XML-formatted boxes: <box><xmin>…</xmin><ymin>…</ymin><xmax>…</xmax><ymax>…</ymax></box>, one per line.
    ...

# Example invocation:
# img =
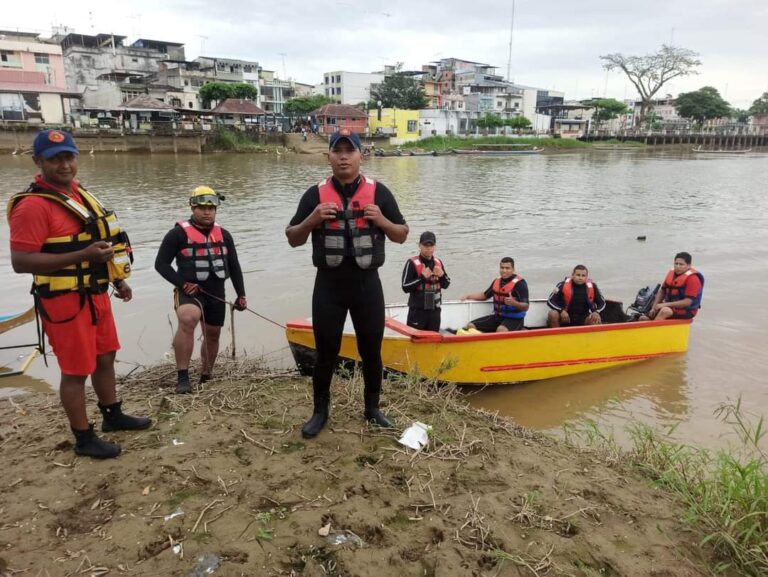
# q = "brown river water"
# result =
<box><xmin>1</xmin><ymin>149</ymin><xmax>766</xmax><ymax>447</ymax></box>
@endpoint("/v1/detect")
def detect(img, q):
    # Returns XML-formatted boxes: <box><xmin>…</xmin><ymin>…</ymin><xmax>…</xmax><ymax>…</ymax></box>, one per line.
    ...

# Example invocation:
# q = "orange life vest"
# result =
<box><xmin>561</xmin><ymin>277</ymin><xmax>596</xmax><ymax>311</ymax></box>
<box><xmin>492</xmin><ymin>275</ymin><xmax>526</xmax><ymax>319</ymax></box>
<box><xmin>176</xmin><ymin>220</ymin><xmax>229</xmax><ymax>282</ymax></box>
<box><xmin>312</xmin><ymin>176</ymin><xmax>384</xmax><ymax>269</ymax></box>
<box><xmin>662</xmin><ymin>268</ymin><xmax>704</xmax><ymax>314</ymax></box>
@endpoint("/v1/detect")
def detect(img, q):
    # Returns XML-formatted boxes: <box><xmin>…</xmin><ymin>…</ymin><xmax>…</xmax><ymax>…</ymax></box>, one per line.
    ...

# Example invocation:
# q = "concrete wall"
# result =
<box><xmin>323</xmin><ymin>71</ymin><xmax>384</xmax><ymax>105</ymax></box>
<box><xmin>39</xmin><ymin>94</ymin><xmax>64</xmax><ymax>124</ymax></box>
<box><xmin>0</xmin><ymin>130</ymin><xmax>205</xmax><ymax>153</ymax></box>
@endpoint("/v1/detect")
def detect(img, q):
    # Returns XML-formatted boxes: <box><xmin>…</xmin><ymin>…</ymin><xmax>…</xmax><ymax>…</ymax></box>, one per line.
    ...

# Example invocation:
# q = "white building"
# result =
<box><xmin>322</xmin><ymin>71</ymin><xmax>384</xmax><ymax>105</ymax></box>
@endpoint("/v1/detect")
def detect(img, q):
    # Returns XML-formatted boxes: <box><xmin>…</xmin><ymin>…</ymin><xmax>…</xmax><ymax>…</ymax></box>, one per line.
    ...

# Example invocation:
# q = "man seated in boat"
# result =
<box><xmin>401</xmin><ymin>231</ymin><xmax>450</xmax><ymax>331</ymax></box>
<box><xmin>642</xmin><ymin>252</ymin><xmax>704</xmax><ymax>321</ymax></box>
<box><xmin>460</xmin><ymin>257</ymin><xmax>529</xmax><ymax>332</ymax></box>
<box><xmin>546</xmin><ymin>265</ymin><xmax>606</xmax><ymax>327</ymax></box>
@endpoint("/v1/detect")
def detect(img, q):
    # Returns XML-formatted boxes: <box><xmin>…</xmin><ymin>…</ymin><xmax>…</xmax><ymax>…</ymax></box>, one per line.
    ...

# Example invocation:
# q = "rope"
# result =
<box><xmin>199</xmin><ymin>288</ymin><xmax>286</xmax><ymax>330</ymax></box>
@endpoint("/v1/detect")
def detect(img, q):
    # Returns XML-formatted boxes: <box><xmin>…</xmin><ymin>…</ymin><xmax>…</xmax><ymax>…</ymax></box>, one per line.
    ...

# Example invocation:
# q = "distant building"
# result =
<box><xmin>312</xmin><ymin>104</ymin><xmax>367</xmax><ymax>135</ymax></box>
<box><xmin>322</xmin><ymin>71</ymin><xmax>385</xmax><ymax>105</ymax></box>
<box><xmin>368</xmin><ymin>108</ymin><xmax>419</xmax><ymax>144</ymax></box>
<box><xmin>52</xmin><ymin>31</ymin><xmax>184</xmax><ymax>110</ymax></box>
<box><xmin>0</xmin><ymin>30</ymin><xmax>78</xmax><ymax>123</ymax></box>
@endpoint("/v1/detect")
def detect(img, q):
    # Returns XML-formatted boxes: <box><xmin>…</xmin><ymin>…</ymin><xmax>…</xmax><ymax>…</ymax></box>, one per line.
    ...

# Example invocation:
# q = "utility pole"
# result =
<box><xmin>506</xmin><ymin>0</ymin><xmax>516</xmax><ymax>83</ymax></box>
<box><xmin>198</xmin><ymin>35</ymin><xmax>208</xmax><ymax>56</ymax></box>
<box><xmin>278</xmin><ymin>52</ymin><xmax>287</xmax><ymax>79</ymax></box>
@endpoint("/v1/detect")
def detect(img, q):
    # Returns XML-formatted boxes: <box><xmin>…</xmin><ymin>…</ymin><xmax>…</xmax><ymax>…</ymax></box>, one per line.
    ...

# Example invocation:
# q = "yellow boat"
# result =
<box><xmin>285</xmin><ymin>300</ymin><xmax>692</xmax><ymax>385</ymax></box>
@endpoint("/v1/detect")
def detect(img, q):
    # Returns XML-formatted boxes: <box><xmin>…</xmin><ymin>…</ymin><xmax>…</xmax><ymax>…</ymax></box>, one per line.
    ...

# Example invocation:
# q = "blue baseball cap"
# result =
<box><xmin>33</xmin><ymin>129</ymin><xmax>79</xmax><ymax>159</ymax></box>
<box><xmin>329</xmin><ymin>128</ymin><xmax>362</xmax><ymax>151</ymax></box>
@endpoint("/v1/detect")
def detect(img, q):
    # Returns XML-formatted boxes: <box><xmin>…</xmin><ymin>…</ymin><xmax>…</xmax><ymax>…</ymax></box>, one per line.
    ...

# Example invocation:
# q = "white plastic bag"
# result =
<box><xmin>398</xmin><ymin>422</ymin><xmax>432</xmax><ymax>451</ymax></box>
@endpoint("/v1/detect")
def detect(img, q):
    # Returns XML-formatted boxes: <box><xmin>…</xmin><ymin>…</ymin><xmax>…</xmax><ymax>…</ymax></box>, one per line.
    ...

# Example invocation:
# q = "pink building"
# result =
<box><xmin>0</xmin><ymin>30</ymin><xmax>79</xmax><ymax>124</ymax></box>
<box><xmin>312</xmin><ymin>104</ymin><xmax>368</xmax><ymax>135</ymax></box>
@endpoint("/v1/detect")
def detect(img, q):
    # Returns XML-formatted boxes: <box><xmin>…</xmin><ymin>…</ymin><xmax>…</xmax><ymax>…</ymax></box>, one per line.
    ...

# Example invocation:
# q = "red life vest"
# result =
<box><xmin>492</xmin><ymin>275</ymin><xmax>526</xmax><ymax>319</ymax></box>
<box><xmin>409</xmin><ymin>255</ymin><xmax>443</xmax><ymax>293</ymax></box>
<box><xmin>176</xmin><ymin>220</ymin><xmax>229</xmax><ymax>282</ymax></box>
<box><xmin>312</xmin><ymin>176</ymin><xmax>385</xmax><ymax>269</ymax></box>
<box><xmin>662</xmin><ymin>268</ymin><xmax>704</xmax><ymax>314</ymax></box>
<box><xmin>561</xmin><ymin>277</ymin><xmax>596</xmax><ymax>311</ymax></box>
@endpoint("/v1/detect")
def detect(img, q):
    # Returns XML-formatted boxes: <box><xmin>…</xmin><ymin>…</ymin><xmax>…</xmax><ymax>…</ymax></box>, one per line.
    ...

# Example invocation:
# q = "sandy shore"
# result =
<box><xmin>0</xmin><ymin>358</ymin><xmax>714</xmax><ymax>576</ymax></box>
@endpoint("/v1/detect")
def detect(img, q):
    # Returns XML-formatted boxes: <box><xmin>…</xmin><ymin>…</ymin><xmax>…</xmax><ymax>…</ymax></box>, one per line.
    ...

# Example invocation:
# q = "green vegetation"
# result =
<box><xmin>167</xmin><ymin>489</ymin><xmax>193</xmax><ymax>509</ymax></box>
<box><xmin>206</xmin><ymin>128</ymin><xmax>270</xmax><ymax>152</ymax></box>
<box><xmin>675</xmin><ymin>86</ymin><xmax>732</xmax><ymax>125</ymax></box>
<box><xmin>588</xmin><ymin>98</ymin><xmax>629</xmax><ymax>128</ymax></box>
<box><xmin>749</xmin><ymin>92</ymin><xmax>768</xmax><ymax>115</ymax></box>
<box><xmin>199</xmin><ymin>82</ymin><xmax>258</xmax><ymax>108</ymax></box>
<box><xmin>369</xmin><ymin>68</ymin><xmax>429</xmax><ymax>110</ymax></box>
<box><xmin>400</xmin><ymin>135</ymin><xmax>590</xmax><ymax>151</ymax></box>
<box><xmin>284</xmin><ymin>94</ymin><xmax>334</xmax><ymax>115</ymax></box>
<box><xmin>564</xmin><ymin>399</ymin><xmax>768</xmax><ymax>576</ymax></box>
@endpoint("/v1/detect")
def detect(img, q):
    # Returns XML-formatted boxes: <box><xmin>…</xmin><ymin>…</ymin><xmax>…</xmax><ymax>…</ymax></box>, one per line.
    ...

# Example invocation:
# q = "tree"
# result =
<box><xmin>674</xmin><ymin>86</ymin><xmax>731</xmax><ymax>125</ymax></box>
<box><xmin>198</xmin><ymin>82</ymin><xmax>258</xmax><ymax>108</ymax></box>
<box><xmin>506</xmin><ymin>116</ymin><xmax>532</xmax><ymax>131</ymax></box>
<box><xmin>749</xmin><ymin>92</ymin><xmax>768</xmax><ymax>115</ymax></box>
<box><xmin>231</xmin><ymin>83</ymin><xmax>258</xmax><ymax>100</ymax></box>
<box><xmin>369</xmin><ymin>74</ymin><xmax>428</xmax><ymax>110</ymax></box>
<box><xmin>589</xmin><ymin>98</ymin><xmax>629</xmax><ymax>128</ymax></box>
<box><xmin>284</xmin><ymin>95</ymin><xmax>333</xmax><ymax>115</ymax></box>
<box><xmin>732</xmin><ymin>109</ymin><xmax>751</xmax><ymax>124</ymax></box>
<box><xmin>477</xmin><ymin>113</ymin><xmax>505</xmax><ymax>129</ymax></box>
<box><xmin>600</xmin><ymin>45</ymin><xmax>701</xmax><ymax>126</ymax></box>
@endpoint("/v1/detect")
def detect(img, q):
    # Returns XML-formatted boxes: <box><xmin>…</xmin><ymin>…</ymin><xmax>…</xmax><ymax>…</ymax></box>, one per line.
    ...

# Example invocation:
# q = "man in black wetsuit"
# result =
<box><xmin>401</xmin><ymin>231</ymin><xmax>450</xmax><ymax>331</ymax></box>
<box><xmin>286</xmin><ymin>129</ymin><xmax>409</xmax><ymax>438</ymax></box>
<box><xmin>546</xmin><ymin>264</ymin><xmax>605</xmax><ymax>327</ymax></box>
<box><xmin>155</xmin><ymin>186</ymin><xmax>247</xmax><ymax>393</ymax></box>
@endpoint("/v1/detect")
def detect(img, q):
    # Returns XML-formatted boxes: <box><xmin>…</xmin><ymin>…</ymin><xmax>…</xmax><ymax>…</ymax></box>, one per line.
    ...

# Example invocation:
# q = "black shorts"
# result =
<box><xmin>670</xmin><ymin>311</ymin><xmax>695</xmax><ymax>320</ymax></box>
<box><xmin>174</xmin><ymin>288</ymin><xmax>226</xmax><ymax>327</ymax></box>
<box><xmin>470</xmin><ymin>314</ymin><xmax>525</xmax><ymax>332</ymax></box>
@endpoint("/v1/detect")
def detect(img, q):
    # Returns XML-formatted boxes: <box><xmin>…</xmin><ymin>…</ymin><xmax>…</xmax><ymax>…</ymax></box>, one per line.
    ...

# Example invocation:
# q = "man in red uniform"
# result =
<box><xmin>8</xmin><ymin>130</ymin><xmax>151</xmax><ymax>459</ymax></box>
<box><xmin>645</xmin><ymin>252</ymin><xmax>704</xmax><ymax>321</ymax></box>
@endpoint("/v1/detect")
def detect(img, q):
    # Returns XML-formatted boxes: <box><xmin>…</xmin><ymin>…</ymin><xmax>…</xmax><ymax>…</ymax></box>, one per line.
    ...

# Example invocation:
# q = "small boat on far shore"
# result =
<box><xmin>692</xmin><ymin>147</ymin><xmax>752</xmax><ymax>154</ymax></box>
<box><xmin>453</xmin><ymin>143</ymin><xmax>542</xmax><ymax>156</ymax></box>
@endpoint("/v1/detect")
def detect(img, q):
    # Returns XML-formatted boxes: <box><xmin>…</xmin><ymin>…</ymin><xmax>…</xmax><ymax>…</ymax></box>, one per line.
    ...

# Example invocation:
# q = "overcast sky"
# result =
<box><xmin>5</xmin><ymin>0</ymin><xmax>767</xmax><ymax>109</ymax></box>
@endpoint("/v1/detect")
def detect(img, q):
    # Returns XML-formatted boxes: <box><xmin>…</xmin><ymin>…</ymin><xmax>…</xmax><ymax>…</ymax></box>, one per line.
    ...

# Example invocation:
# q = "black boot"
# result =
<box><xmin>301</xmin><ymin>411</ymin><xmax>328</xmax><ymax>438</ymax></box>
<box><xmin>72</xmin><ymin>424</ymin><xmax>121</xmax><ymax>459</ymax></box>
<box><xmin>364</xmin><ymin>408</ymin><xmax>395</xmax><ymax>428</ymax></box>
<box><xmin>176</xmin><ymin>370</ymin><xmax>192</xmax><ymax>394</ymax></box>
<box><xmin>199</xmin><ymin>373</ymin><xmax>211</xmax><ymax>385</ymax></box>
<box><xmin>99</xmin><ymin>401</ymin><xmax>152</xmax><ymax>432</ymax></box>
<box><xmin>364</xmin><ymin>384</ymin><xmax>395</xmax><ymax>428</ymax></box>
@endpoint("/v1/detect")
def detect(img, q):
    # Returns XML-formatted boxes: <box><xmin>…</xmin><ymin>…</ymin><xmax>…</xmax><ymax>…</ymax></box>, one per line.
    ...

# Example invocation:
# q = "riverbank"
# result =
<box><xmin>0</xmin><ymin>357</ymin><xmax>730</xmax><ymax>576</ymax></box>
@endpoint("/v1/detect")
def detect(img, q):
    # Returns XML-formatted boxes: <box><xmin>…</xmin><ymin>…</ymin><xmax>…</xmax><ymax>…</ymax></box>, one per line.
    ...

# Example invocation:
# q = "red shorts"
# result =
<box><xmin>41</xmin><ymin>292</ymin><xmax>121</xmax><ymax>376</ymax></box>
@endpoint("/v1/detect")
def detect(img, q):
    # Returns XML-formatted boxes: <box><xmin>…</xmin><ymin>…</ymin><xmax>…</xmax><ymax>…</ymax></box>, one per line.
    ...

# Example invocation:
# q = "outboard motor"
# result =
<box><xmin>626</xmin><ymin>284</ymin><xmax>660</xmax><ymax>320</ymax></box>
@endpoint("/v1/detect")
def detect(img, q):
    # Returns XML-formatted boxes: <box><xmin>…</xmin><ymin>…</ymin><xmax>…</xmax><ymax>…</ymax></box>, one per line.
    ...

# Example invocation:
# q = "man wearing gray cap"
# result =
<box><xmin>286</xmin><ymin>129</ymin><xmax>409</xmax><ymax>438</ymax></box>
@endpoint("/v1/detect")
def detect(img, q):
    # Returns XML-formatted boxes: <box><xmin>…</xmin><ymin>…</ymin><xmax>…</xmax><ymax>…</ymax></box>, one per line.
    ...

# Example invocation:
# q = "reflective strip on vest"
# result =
<box><xmin>177</xmin><ymin>221</ymin><xmax>229</xmax><ymax>282</ymax></box>
<box><xmin>315</xmin><ymin>176</ymin><xmax>383</xmax><ymax>269</ymax></box>
<box><xmin>6</xmin><ymin>185</ymin><xmax>132</xmax><ymax>296</ymax></box>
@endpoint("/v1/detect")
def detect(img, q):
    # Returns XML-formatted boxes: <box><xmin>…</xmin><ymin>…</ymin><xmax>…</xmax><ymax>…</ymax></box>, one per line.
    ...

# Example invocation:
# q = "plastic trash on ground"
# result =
<box><xmin>189</xmin><ymin>553</ymin><xmax>220</xmax><ymax>576</ymax></box>
<box><xmin>163</xmin><ymin>507</ymin><xmax>185</xmax><ymax>522</ymax></box>
<box><xmin>398</xmin><ymin>422</ymin><xmax>432</xmax><ymax>451</ymax></box>
<box><xmin>326</xmin><ymin>530</ymin><xmax>364</xmax><ymax>547</ymax></box>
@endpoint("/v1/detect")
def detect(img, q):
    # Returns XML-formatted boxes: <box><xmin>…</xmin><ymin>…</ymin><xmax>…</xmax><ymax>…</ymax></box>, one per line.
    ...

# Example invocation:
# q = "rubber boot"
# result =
<box><xmin>364</xmin><ymin>385</ymin><xmax>395</xmax><ymax>428</ymax></box>
<box><xmin>199</xmin><ymin>373</ymin><xmax>211</xmax><ymax>385</ymax></box>
<box><xmin>176</xmin><ymin>370</ymin><xmax>192</xmax><ymax>394</ymax></box>
<box><xmin>302</xmin><ymin>384</ymin><xmax>330</xmax><ymax>439</ymax></box>
<box><xmin>99</xmin><ymin>401</ymin><xmax>152</xmax><ymax>432</ymax></box>
<box><xmin>72</xmin><ymin>424</ymin><xmax>121</xmax><ymax>459</ymax></box>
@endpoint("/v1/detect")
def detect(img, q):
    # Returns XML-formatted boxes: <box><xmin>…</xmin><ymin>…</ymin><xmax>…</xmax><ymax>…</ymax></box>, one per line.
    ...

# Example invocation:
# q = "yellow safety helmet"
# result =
<box><xmin>189</xmin><ymin>185</ymin><xmax>225</xmax><ymax>207</ymax></box>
